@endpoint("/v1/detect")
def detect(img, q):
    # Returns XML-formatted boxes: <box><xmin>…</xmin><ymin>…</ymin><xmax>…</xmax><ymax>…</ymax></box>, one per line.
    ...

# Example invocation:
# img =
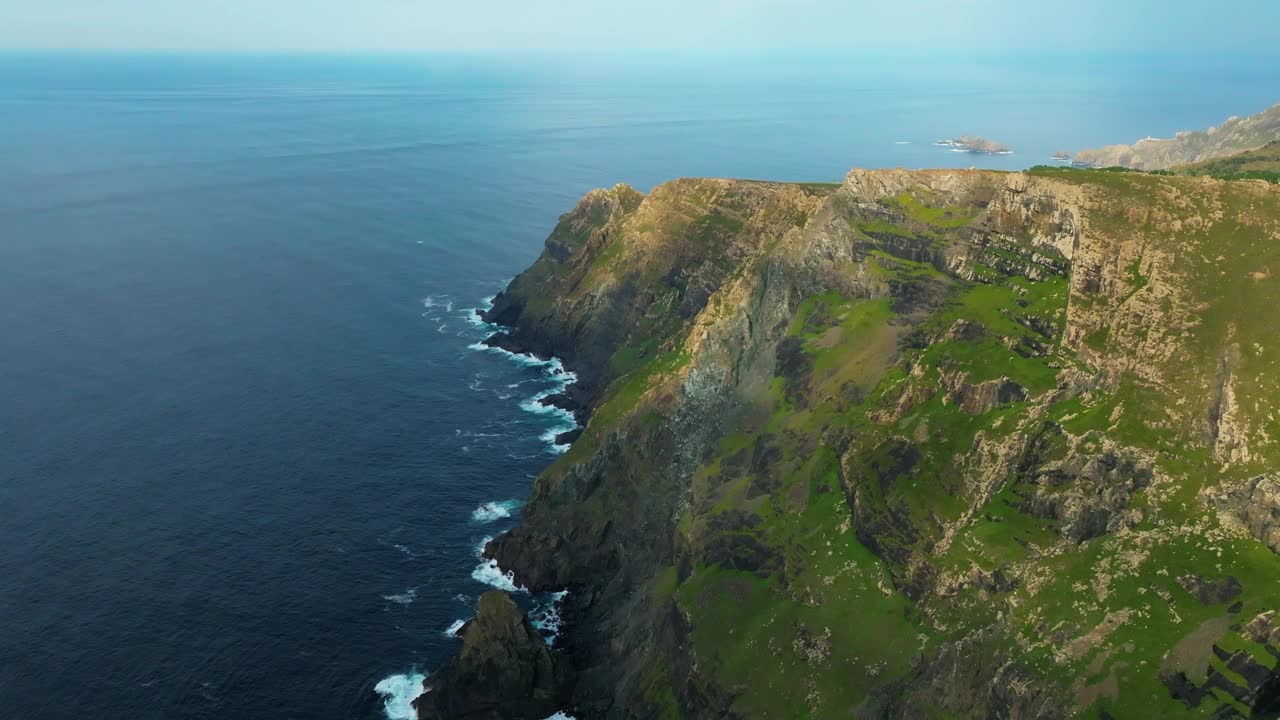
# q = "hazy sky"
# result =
<box><xmin>2</xmin><ymin>0</ymin><xmax>1277</xmax><ymax>52</ymax></box>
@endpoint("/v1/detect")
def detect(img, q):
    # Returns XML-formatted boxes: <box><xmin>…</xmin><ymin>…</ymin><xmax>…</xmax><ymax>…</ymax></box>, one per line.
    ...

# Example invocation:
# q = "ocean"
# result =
<box><xmin>1</xmin><ymin>51</ymin><xmax>1277</xmax><ymax>719</ymax></box>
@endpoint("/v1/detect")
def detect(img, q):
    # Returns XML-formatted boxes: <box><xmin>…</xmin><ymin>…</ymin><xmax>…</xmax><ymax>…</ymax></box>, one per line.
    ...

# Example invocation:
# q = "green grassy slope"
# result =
<box><xmin>483</xmin><ymin>168</ymin><xmax>1280</xmax><ymax>719</ymax></box>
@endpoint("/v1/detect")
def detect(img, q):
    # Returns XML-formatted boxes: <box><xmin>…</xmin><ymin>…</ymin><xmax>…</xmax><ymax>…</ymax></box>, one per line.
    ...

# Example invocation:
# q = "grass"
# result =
<box><xmin>886</xmin><ymin>191</ymin><xmax>979</xmax><ymax>228</ymax></box>
<box><xmin>525</xmin><ymin>173</ymin><xmax>1280</xmax><ymax>717</ymax></box>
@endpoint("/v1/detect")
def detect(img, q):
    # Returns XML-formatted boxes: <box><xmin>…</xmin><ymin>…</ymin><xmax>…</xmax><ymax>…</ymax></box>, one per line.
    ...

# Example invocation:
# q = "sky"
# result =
<box><xmin>1</xmin><ymin>0</ymin><xmax>1278</xmax><ymax>53</ymax></box>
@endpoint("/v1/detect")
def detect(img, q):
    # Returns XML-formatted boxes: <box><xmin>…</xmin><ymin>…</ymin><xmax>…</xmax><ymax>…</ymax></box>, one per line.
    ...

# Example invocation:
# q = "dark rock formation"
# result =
<box><xmin>416</xmin><ymin>591</ymin><xmax>565</xmax><ymax>720</ymax></box>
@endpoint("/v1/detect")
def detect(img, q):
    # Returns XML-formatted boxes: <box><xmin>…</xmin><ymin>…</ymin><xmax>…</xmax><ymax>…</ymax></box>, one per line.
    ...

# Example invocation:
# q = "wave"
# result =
<box><xmin>374</xmin><ymin>671</ymin><xmax>426</xmax><ymax>720</ymax></box>
<box><xmin>543</xmin><ymin>713</ymin><xmax>577</xmax><ymax>720</ymax></box>
<box><xmin>464</xmin><ymin>307</ymin><xmax>582</xmax><ymax>453</ymax></box>
<box><xmin>422</xmin><ymin>295</ymin><xmax>454</xmax><ymax>312</ymax></box>
<box><xmin>530</xmin><ymin>590</ymin><xmax>569</xmax><ymax>643</ymax></box>
<box><xmin>518</xmin><ymin>365</ymin><xmax>580</xmax><ymax>453</ymax></box>
<box><xmin>894</xmin><ymin>140</ymin><xmax>911</xmax><ymax>145</ymax></box>
<box><xmin>391</xmin><ymin>543</ymin><xmax>425</xmax><ymax>559</ymax></box>
<box><xmin>443</xmin><ymin>618</ymin><xmax>467</xmax><ymax>638</ymax></box>
<box><xmin>471</xmin><ymin>536</ymin><xmax>526</xmax><ymax>593</ymax></box>
<box><xmin>472</xmin><ymin>557</ymin><xmax>523</xmax><ymax>592</ymax></box>
<box><xmin>462</xmin><ymin>296</ymin><xmax>497</xmax><ymax>329</ymax></box>
<box><xmin>471</xmin><ymin>499</ymin><xmax>522</xmax><ymax>523</ymax></box>
<box><xmin>467</xmin><ymin>339</ymin><xmax>554</xmax><ymax>368</ymax></box>
<box><xmin>382</xmin><ymin>588</ymin><xmax>418</xmax><ymax>605</ymax></box>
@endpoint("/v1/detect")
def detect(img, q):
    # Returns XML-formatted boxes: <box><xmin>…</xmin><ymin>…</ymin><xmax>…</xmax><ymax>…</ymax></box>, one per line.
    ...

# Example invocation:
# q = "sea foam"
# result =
<box><xmin>471</xmin><ymin>557</ymin><xmax>523</xmax><ymax>592</ymax></box>
<box><xmin>443</xmin><ymin>618</ymin><xmax>467</xmax><ymax>638</ymax></box>
<box><xmin>471</xmin><ymin>499</ymin><xmax>522</xmax><ymax>523</ymax></box>
<box><xmin>374</xmin><ymin>671</ymin><xmax>426</xmax><ymax>720</ymax></box>
<box><xmin>382</xmin><ymin>588</ymin><xmax>418</xmax><ymax>605</ymax></box>
<box><xmin>471</xmin><ymin>536</ymin><xmax>526</xmax><ymax>593</ymax></box>
<box><xmin>466</xmin><ymin>311</ymin><xmax>582</xmax><ymax>453</ymax></box>
<box><xmin>530</xmin><ymin>590</ymin><xmax>569</xmax><ymax>643</ymax></box>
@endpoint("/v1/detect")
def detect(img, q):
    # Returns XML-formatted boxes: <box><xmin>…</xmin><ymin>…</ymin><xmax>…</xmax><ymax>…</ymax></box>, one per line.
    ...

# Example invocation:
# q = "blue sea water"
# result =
<box><xmin>1</xmin><ymin>51</ymin><xmax>1277</xmax><ymax>719</ymax></box>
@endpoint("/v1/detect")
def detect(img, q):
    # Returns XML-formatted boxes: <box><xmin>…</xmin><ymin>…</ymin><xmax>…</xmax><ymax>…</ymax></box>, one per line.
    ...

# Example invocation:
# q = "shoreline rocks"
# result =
<box><xmin>416</xmin><ymin>591</ymin><xmax>566</xmax><ymax>720</ymax></box>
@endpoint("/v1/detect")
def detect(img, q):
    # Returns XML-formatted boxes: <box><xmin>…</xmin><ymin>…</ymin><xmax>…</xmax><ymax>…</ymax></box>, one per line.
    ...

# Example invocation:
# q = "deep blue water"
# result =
<box><xmin>1</xmin><ymin>51</ymin><xmax>1277</xmax><ymax>720</ymax></box>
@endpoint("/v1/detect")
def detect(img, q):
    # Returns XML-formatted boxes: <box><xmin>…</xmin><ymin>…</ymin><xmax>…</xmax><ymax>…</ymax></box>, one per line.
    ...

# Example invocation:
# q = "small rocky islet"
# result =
<box><xmin>934</xmin><ymin>134</ymin><xmax>1013</xmax><ymax>154</ymax></box>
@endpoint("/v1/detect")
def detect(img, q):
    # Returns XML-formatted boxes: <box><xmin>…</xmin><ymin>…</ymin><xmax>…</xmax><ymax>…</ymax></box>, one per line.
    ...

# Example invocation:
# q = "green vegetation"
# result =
<box><xmin>495</xmin><ymin>169</ymin><xmax>1280</xmax><ymax>719</ymax></box>
<box><xmin>886</xmin><ymin>191</ymin><xmax>979</xmax><ymax>228</ymax></box>
<box><xmin>1176</xmin><ymin>141</ymin><xmax>1280</xmax><ymax>182</ymax></box>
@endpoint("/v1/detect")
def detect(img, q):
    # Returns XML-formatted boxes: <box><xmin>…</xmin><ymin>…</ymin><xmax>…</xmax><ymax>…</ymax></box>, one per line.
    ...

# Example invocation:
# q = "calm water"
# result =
<box><xmin>1</xmin><ymin>51</ymin><xmax>1277</xmax><ymax>719</ymax></box>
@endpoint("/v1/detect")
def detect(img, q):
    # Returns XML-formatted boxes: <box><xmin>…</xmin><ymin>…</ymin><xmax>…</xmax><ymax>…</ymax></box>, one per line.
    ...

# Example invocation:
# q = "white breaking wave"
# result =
<box><xmin>468</xmin><ymin>339</ymin><xmax>553</xmax><ymax>368</ymax></box>
<box><xmin>521</xmin><ymin>359</ymin><xmax>580</xmax><ymax>453</ymax></box>
<box><xmin>374</xmin><ymin>672</ymin><xmax>426</xmax><ymax>720</ymax></box>
<box><xmin>443</xmin><ymin>618</ymin><xmax>467</xmax><ymax>638</ymax></box>
<box><xmin>422</xmin><ymin>295</ymin><xmax>454</xmax><ymax>312</ymax></box>
<box><xmin>530</xmin><ymin>590</ymin><xmax>570</xmax><ymax>643</ymax></box>
<box><xmin>894</xmin><ymin>140</ymin><xmax>911</xmax><ymax>144</ymax></box>
<box><xmin>471</xmin><ymin>499</ymin><xmax>522</xmax><ymax>523</ymax></box>
<box><xmin>465</xmin><ymin>305</ymin><xmax>582</xmax><ymax>453</ymax></box>
<box><xmin>543</xmin><ymin>713</ymin><xmax>577</xmax><ymax>720</ymax></box>
<box><xmin>382</xmin><ymin>588</ymin><xmax>418</xmax><ymax>605</ymax></box>
<box><xmin>471</xmin><ymin>536</ymin><xmax>526</xmax><ymax>593</ymax></box>
<box><xmin>472</xmin><ymin>557</ymin><xmax>523</xmax><ymax>592</ymax></box>
<box><xmin>462</xmin><ymin>296</ymin><xmax>497</xmax><ymax>329</ymax></box>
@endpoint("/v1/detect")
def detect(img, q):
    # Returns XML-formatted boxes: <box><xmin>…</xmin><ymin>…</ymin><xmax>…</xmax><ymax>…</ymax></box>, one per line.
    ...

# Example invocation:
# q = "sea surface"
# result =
<box><xmin>1</xmin><ymin>51</ymin><xmax>1277</xmax><ymax>719</ymax></box>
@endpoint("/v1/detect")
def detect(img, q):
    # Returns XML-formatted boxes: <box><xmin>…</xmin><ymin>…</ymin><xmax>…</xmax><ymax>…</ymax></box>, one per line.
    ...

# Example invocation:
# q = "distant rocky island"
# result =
<box><xmin>934</xmin><ymin>135</ymin><xmax>1012</xmax><ymax>154</ymax></box>
<box><xmin>1074</xmin><ymin>101</ymin><xmax>1280</xmax><ymax>169</ymax></box>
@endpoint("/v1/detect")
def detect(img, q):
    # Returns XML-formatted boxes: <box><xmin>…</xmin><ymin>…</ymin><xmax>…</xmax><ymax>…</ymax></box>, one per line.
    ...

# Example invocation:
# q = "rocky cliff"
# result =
<box><xmin>1074</xmin><ymin>102</ymin><xmax>1280</xmax><ymax>170</ymax></box>
<box><xmin>430</xmin><ymin>166</ymin><xmax>1280</xmax><ymax>719</ymax></box>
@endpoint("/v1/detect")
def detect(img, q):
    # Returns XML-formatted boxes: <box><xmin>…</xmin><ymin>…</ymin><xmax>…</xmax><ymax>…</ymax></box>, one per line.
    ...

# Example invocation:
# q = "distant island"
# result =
<box><xmin>934</xmin><ymin>135</ymin><xmax>1012</xmax><ymax>154</ymax></box>
<box><xmin>1051</xmin><ymin>150</ymin><xmax>1071</xmax><ymax>161</ymax></box>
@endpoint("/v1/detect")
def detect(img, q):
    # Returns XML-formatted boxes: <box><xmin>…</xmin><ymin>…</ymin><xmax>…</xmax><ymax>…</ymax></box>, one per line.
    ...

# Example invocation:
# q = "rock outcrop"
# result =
<box><xmin>1227</xmin><ymin>474</ymin><xmax>1280</xmax><ymax>554</ymax></box>
<box><xmin>416</xmin><ymin>591</ymin><xmax>564</xmax><ymax>720</ymax></box>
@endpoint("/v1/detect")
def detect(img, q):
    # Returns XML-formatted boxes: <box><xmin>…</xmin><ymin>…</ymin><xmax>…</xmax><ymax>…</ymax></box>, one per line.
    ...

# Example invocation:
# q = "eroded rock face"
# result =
<box><xmin>940</xmin><ymin>370</ymin><xmax>1027</xmax><ymax>415</ymax></box>
<box><xmin>416</xmin><ymin>591</ymin><xmax>563</xmax><ymax>720</ymax></box>
<box><xmin>1019</xmin><ymin>440</ymin><xmax>1153</xmax><ymax>543</ymax></box>
<box><xmin>1238</xmin><ymin>474</ymin><xmax>1280</xmax><ymax>553</ymax></box>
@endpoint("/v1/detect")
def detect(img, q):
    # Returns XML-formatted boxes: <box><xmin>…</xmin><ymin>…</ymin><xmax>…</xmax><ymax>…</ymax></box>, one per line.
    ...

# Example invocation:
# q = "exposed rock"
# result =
<box><xmin>1243</xmin><ymin>610</ymin><xmax>1280</xmax><ymax>649</ymax></box>
<box><xmin>1176</xmin><ymin>574</ymin><xmax>1244</xmax><ymax>606</ymax></box>
<box><xmin>1019</xmin><ymin>442</ymin><xmax>1152</xmax><ymax>543</ymax></box>
<box><xmin>1230</xmin><ymin>474</ymin><xmax>1280</xmax><ymax>553</ymax></box>
<box><xmin>1162</xmin><ymin>642</ymin><xmax>1280</xmax><ymax>718</ymax></box>
<box><xmin>936</xmin><ymin>135</ymin><xmax>1013</xmax><ymax>154</ymax></box>
<box><xmin>416</xmin><ymin>591</ymin><xmax>564</xmax><ymax>720</ymax></box>
<box><xmin>1074</xmin><ymin>102</ymin><xmax>1280</xmax><ymax>169</ymax></box>
<box><xmin>940</xmin><ymin>370</ymin><xmax>1027</xmax><ymax>415</ymax></box>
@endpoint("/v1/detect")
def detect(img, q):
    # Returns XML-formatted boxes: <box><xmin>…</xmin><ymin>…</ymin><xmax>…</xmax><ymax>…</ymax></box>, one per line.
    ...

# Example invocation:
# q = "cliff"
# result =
<box><xmin>1074</xmin><ymin>102</ymin><xmax>1280</xmax><ymax>170</ymax></box>
<box><xmin>432</xmin><ymin>166</ymin><xmax>1280</xmax><ymax>719</ymax></box>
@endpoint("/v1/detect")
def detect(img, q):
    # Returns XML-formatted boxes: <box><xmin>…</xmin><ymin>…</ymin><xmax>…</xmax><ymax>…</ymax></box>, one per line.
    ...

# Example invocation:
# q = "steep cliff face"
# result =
<box><xmin>436</xmin><ymin>167</ymin><xmax>1280</xmax><ymax>719</ymax></box>
<box><xmin>1073</xmin><ymin>102</ymin><xmax>1280</xmax><ymax>170</ymax></box>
